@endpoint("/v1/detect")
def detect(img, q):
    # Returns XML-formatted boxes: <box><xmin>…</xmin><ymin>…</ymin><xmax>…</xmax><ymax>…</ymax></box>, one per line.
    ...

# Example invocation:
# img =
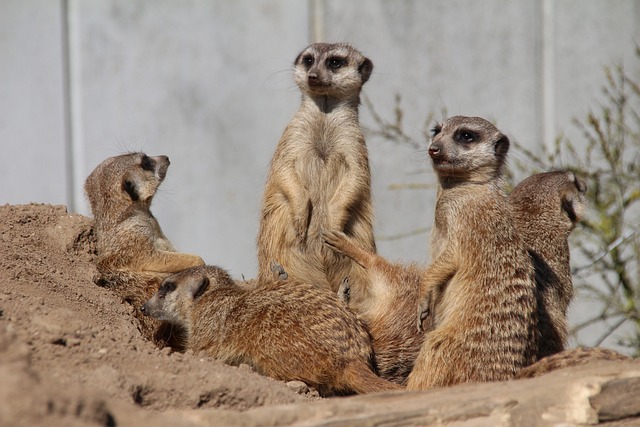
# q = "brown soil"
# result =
<box><xmin>0</xmin><ymin>203</ymin><xmax>317</xmax><ymax>427</ymax></box>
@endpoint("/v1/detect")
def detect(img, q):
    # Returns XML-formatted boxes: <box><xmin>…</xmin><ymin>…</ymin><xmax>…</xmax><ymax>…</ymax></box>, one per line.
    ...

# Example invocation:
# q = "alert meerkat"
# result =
<box><xmin>257</xmin><ymin>42</ymin><xmax>376</xmax><ymax>293</ymax></box>
<box><xmin>509</xmin><ymin>170</ymin><xmax>587</xmax><ymax>359</ymax></box>
<box><xmin>141</xmin><ymin>265</ymin><xmax>402</xmax><ymax>396</ymax></box>
<box><xmin>406</xmin><ymin>116</ymin><xmax>538</xmax><ymax>390</ymax></box>
<box><xmin>515</xmin><ymin>347</ymin><xmax>632</xmax><ymax>379</ymax></box>
<box><xmin>323</xmin><ymin>230</ymin><xmax>425</xmax><ymax>385</ymax></box>
<box><xmin>85</xmin><ymin>152</ymin><xmax>204</xmax><ymax>341</ymax></box>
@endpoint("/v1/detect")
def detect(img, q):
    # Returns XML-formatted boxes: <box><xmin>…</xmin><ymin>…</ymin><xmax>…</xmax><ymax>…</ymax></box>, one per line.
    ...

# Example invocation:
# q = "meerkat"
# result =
<box><xmin>509</xmin><ymin>171</ymin><xmax>587</xmax><ymax>359</ymax></box>
<box><xmin>406</xmin><ymin>116</ymin><xmax>539</xmax><ymax>390</ymax></box>
<box><xmin>515</xmin><ymin>347</ymin><xmax>632</xmax><ymax>379</ymax></box>
<box><xmin>85</xmin><ymin>152</ymin><xmax>204</xmax><ymax>341</ymax></box>
<box><xmin>257</xmin><ymin>43</ymin><xmax>376</xmax><ymax>293</ymax></box>
<box><xmin>323</xmin><ymin>230</ymin><xmax>425</xmax><ymax>384</ymax></box>
<box><xmin>141</xmin><ymin>265</ymin><xmax>402</xmax><ymax>396</ymax></box>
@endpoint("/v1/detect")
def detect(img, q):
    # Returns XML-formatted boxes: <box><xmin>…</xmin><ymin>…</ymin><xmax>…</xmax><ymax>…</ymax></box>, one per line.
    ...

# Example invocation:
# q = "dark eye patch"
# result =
<box><xmin>141</xmin><ymin>155</ymin><xmax>154</xmax><ymax>171</ymax></box>
<box><xmin>327</xmin><ymin>57</ymin><xmax>346</xmax><ymax>69</ymax></box>
<box><xmin>431</xmin><ymin>124</ymin><xmax>442</xmax><ymax>137</ymax></box>
<box><xmin>455</xmin><ymin>129</ymin><xmax>476</xmax><ymax>143</ymax></box>
<box><xmin>301</xmin><ymin>54</ymin><xmax>314</xmax><ymax>68</ymax></box>
<box><xmin>158</xmin><ymin>281</ymin><xmax>177</xmax><ymax>298</ymax></box>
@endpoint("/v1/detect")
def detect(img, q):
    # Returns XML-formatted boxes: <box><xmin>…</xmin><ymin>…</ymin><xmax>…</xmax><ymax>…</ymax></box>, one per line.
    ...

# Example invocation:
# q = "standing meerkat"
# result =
<box><xmin>257</xmin><ymin>42</ymin><xmax>376</xmax><ymax>292</ymax></box>
<box><xmin>509</xmin><ymin>170</ymin><xmax>587</xmax><ymax>359</ymax></box>
<box><xmin>85</xmin><ymin>152</ymin><xmax>204</xmax><ymax>341</ymax></box>
<box><xmin>406</xmin><ymin>116</ymin><xmax>538</xmax><ymax>390</ymax></box>
<box><xmin>141</xmin><ymin>265</ymin><xmax>402</xmax><ymax>396</ymax></box>
<box><xmin>323</xmin><ymin>230</ymin><xmax>425</xmax><ymax>384</ymax></box>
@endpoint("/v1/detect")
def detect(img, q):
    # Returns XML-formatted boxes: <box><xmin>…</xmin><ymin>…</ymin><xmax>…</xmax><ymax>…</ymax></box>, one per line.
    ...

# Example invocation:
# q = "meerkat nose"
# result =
<box><xmin>428</xmin><ymin>144</ymin><xmax>442</xmax><ymax>158</ymax></box>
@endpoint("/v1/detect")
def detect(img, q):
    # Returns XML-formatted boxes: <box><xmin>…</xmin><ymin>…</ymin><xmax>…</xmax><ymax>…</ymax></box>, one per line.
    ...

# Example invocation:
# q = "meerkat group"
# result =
<box><xmin>84</xmin><ymin>42</ymin><xmax>631</xmax><ymax>397</ymax></box>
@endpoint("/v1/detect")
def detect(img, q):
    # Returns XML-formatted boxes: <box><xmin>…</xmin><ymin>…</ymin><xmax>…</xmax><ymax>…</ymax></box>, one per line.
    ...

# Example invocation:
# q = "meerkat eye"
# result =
<box><xmin>327</xmin><ymin>57</ymin><xmax>345</xmax><ymax>69</ymax></box>
<box><xmin>431</xmin><ymin>124</ymin><xmax>442</xmax><ymax>137</ymax></box>
<box><xmin>301</xmin><ymin>55</ymin><xmax>314</xmax><ymax>67</ymax></box>
<box><xmin>457</xmin><ymin>130</ymin><xmax>476</xmax><ymax>143</ymax></box>
<box><xmin>158</xmin><ymin>281</ymin><xmax>176</xmax><ymax>298</ymax></box>
<box><xmin>141</xmin><ymin>155</ymin><xmax>154</xmax><ymax>171</ymax></box>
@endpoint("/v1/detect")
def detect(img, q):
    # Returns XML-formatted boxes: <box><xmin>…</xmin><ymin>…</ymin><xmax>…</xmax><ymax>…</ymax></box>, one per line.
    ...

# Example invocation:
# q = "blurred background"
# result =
<box><xmin>1</xmin><ymin>0</ymin><xmax>639</xmax><ymax>354</ymax></box>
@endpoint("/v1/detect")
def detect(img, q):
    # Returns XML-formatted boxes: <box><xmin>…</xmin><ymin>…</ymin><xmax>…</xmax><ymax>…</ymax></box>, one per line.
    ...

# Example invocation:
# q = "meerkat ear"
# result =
<box><xmin>122</xmin><ymin>178</ymin><xmax>139</xmax><ymax>201</ymax></box>
<box><xmin>494</xmin><ymin>134</ymin><xmax>510</xmax><ymax>158</ymax></box>
<box><xmin>189</xmin><ymin>276</ymin><xmax>210</xmax><ymax>300</ymax></box>
<box><xmin>359</xmin><ymin>58</ymin><xmax>373</xmax><ymax>83</ymax></box>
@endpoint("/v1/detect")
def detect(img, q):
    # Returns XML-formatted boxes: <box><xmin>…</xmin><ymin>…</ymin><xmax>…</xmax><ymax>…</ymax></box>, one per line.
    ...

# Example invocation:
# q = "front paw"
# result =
<box><xmin>416</xmin><ymin>296</ymin><xmax>432</xmax><ymax>333</ymax></box>
<box><xmin>322</xmin><ymin>229</ymin><xmax>348</xmax><ymax>251</ymax></box>
<box><xmin>337</xmin><ymin>276</ymin><xmax>351</xmax><ymax>305</ymax></box>
<box><xmin>270</xmin><ymin>261</ymin><xmax>288</xmax><ymax>281</ymax></box>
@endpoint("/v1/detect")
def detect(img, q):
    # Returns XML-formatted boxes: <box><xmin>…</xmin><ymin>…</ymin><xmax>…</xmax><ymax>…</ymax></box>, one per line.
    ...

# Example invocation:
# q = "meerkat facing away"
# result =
<box><xmin>141</xmin><ymin>265</ymin><xmax>402</xmax><ymax>396</ymax></box>
<box><xmin>85</xmin><ymin>152</ymin><xmax>204</xmax><ymax>341</ymax></box>
<box><xmin>323</xmin><ymin>230</ymin><xmax>426</xmax><ymax>385</ymax></box>
<box><xmin>406</xmin><ymin>116</ymin><xmax>538</xmax><ymax>390</ymax></box>
<box><xmin>515</xmin><ymin>347</ymin><xmax>632</xmax><ymax>379</ymax></box>
<box><xmin>510</xmin><ymin>171</ymin><xmax>587</xmax><ymax>359</ymax></box>
<box><xmin>257</xmin><ymin>43</ymin><xmax>376</xmax><ymax>293</ymax></box>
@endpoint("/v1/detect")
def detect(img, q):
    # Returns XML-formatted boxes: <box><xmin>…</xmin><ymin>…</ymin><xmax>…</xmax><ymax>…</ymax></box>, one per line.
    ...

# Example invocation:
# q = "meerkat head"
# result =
<box><xmin>141</xmin><ymin>265</ymin><xmax>235</xmax><ymax>327</ymax></box>
<box><xmin>428</xmin><ymin>116</ymin><xmax>510</xmax><ymax>184</ymax></box>
<box><xmin>293</xmin><ymin>43</ymin><xmax>373</xmax><ymax>99</ymax></box>
<box><xmin>85</xmin><ymin>152</ymin><xmax>169</xmax><ymax>219</ymax></box>
<box><xmin>511</xmin><ymin>171</ymin><xmax>587</xmax><ymax>230</ymax></box>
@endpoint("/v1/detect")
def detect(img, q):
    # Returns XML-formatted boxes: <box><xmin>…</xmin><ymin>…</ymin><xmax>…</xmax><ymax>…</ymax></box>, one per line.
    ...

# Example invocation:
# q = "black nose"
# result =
<box><xmin>308</xmin><ymin>72</ymin><xmax>318</xmax><ymax>80</ymax></box>
<box><xmin>428</xmin><ymin>143</ymin><xmax>442</xmax><ymax>158</ymax></box>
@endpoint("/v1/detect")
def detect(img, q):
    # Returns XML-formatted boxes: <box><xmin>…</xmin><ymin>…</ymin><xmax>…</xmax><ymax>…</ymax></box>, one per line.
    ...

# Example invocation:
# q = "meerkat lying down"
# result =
<box><xmin>141</xmin><ymin>265</ymin><xmax>402</xmax><ymax>396</ymax></box>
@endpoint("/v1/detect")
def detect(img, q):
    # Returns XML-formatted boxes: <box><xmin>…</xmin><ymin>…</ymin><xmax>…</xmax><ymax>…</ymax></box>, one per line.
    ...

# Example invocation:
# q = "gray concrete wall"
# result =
<box><xmin>1</xmin><ymin>0</ymin><xmax>638</xmax><ymax>350</ymax></box>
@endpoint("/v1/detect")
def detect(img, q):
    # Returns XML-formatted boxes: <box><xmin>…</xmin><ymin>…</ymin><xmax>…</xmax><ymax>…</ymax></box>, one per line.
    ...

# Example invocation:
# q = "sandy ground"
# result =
<box><xmin>0</xmin><ymin>203</ymin><xmax>319</xmax><ymax>426</ymax></box>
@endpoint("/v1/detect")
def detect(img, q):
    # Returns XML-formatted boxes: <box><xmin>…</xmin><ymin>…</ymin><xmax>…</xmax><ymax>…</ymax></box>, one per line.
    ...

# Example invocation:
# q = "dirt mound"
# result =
<box><xmin>0</xmin><ymin>204</ymin><xmax>313</xmax><ymax>426</ymax></box>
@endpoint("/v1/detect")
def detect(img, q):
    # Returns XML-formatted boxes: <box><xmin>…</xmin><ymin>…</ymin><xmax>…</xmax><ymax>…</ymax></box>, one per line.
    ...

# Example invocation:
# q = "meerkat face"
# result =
<box><xmin>428</xmin><ymin>116</ymin><xmax>510</xmax><ymax>180</ymax></box>
<box><xmin>141</xmin><ymin>267</ymin><xmax>211</xmax><ymax>326</ymax></box>
<box><xmin>85</xmin><ymin>152</ymin><xmax>169</xmax><ymax>216</ymax></box>
<box><xmin>293</xmin><ymin>43</ymin><xmax>373</xmax><ymax>98</ymax></box>
<box><xmin>141</xmin><ymin>265</ymin><xmax>236</xmax><ymax>326</ymax></box>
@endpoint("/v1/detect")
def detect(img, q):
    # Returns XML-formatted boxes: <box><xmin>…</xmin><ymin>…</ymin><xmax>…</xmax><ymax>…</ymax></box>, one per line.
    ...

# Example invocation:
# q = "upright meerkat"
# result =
<box><xmin>257</xmin><ymin>43</ymin><xmax>376</xmax><ymax>292</ymax></box>
<box><xmin>141</xmin><ymin>265</ymin><xmax>402</xmax><ymax>396</ymax></box>
<box><xmin>510</xmin><ymin>171</ymin><xmax>587</xmax><ymax>359</ymax></box>
<box><xmin>85</xmin><ymin>152</ymin><xmax>204</xmax><ymax>341</ymax></box>
<box><xmin>323</xmin><ymin>230</ymin><xmax>425</xmax><ymax>384</ymax></box>
<box><xmin>406</xmin><ymin>116</ymin><xmax>538</xmax><ymax>390</ymax></box>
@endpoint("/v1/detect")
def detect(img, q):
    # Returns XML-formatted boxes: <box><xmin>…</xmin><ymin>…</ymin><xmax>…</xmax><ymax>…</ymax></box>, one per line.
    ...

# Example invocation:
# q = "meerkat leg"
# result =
<box><xmin>137</xmin><ymin>251</ymin><xmax>205</xmax><ymax>274</ymax></box>
<box><xmin>322</xmin><ymin>230</ymin><xmax>377</xmax><ymax>269</ymax></box>
<box><xmin>270</xmin><ymin>261</ymin><xmax>289</xmax><ymax>281</ymax></box>
<box><xmin>417</xmin><ymin>254</ymin><xmax>458</xmax><ymax>332</ymax></box>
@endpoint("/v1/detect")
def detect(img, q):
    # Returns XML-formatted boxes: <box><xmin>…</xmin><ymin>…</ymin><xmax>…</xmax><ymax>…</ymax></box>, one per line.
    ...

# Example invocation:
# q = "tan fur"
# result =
<box><xmin>323</xmin><ymin>230</ymin><xmax>425</xmax><ymax>385</ymax></box>
<box><xmin>406</xmin><ymin>116</ymin><xmax>538</xmax><ymax>390</ymax></box>
<box><xmin>515</xmin><ymin>347</ymin><xmax>631</xmax><ymax>379</ymax></box>
<box><xmin>257</xmin><ymin>43</ymin><xmax>376</xmax><ymax>292</ymax></box>
<box><xmin>85</xmin><ymin>152</ymin><xmax>204</xmax><ymax>342</ymax></box>
<box><xmin>141</xmin><ymin>265</ymin><xmax>402</xmax><ymax>396</ymax></box>
<box><xmin>510</xmin><ymin>171</ymin><xmax>587</xmax><ymax>359</ymax></box>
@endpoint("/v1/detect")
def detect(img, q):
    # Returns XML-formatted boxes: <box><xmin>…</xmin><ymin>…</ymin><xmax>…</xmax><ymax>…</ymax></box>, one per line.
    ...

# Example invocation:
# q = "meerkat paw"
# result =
<box><xmin>270</xmin><ymin>261</ymin><xmax>288</xmax><ymax>281</ymax></box>
<box><xmin>416</xmin><ymin>296</ymin><xmax>432</xmax><ymax>333</ymax></box>
<box><xmin>321</xmin><ymin>229</ymin><xmax>349</xmax><ymax>253</ymax></box>
<box><xmin>337</xmin><ymin>276</ymin><xmax>351</xmax><ymax>305</ymax></box>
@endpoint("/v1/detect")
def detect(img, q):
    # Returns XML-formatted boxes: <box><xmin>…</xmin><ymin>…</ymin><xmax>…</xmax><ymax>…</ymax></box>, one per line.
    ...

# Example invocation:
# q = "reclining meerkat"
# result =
<box><xmin>510</xmin><ymin>170</ymin><xmax>587</xmax><ymax>359</ymax></box>
<box><xmin>323</xmin><ymin>230</ymin><xmax>425</xmax><ymax>385</ymax></box>
<box><xmin>85</xmin><ymin>152</ymin><xmax>204</xmax><ymax>342</ymax></box>
<box><xmin>407</xmin><ymin>116</ymin><xmax>538</xmax><ymax>390</ymax></box>
<box><xmin>257</xmin><ymin>42</ymin><xmax>376</xmax><ymax>294</ymax></box>
<box><xmin>141</xmin><ymin>265</ymin><xmax>402</xmax><ymax>396</ymax></box>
